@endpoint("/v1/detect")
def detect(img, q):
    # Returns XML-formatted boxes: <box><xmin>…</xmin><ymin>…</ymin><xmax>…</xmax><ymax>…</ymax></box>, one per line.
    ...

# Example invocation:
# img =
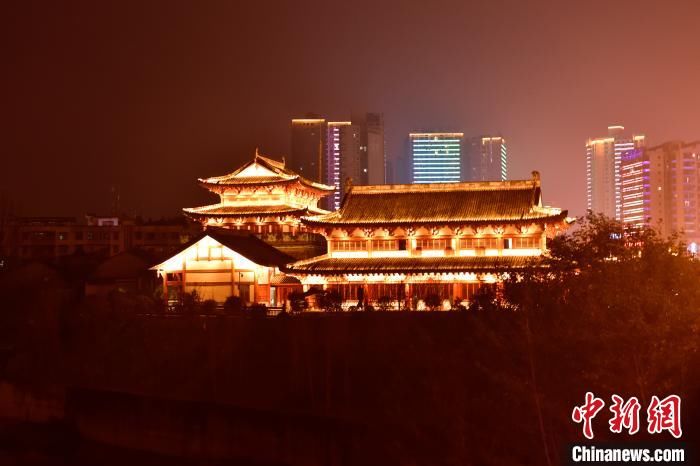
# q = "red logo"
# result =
<box><xmin>647</xmin><ymin>395</ymin><xmax>682</xmax><ymax>438</ymax></box>
<box><xmin>572</xmin><ymin>393</ymin><xmax>682</xmax><ymax>439</ymax></box>
<box><xmin>609</xmin><ymin>395</ymin><xmax>641</xmax><ymax>435</ymax></box>
<box><xmin>572</xmin><ymin>392</ymin><xmax>606</xmax><ymax>439</ymax></box>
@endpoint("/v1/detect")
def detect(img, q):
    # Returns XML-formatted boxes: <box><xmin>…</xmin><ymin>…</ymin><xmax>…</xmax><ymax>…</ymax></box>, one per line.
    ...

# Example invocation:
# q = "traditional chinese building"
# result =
<box><xmin>183</xmin><ymin>151</ymin><xmax>334</xmax><ymax>235</ymax></box>
<box><xmin>150</xmin><ymin>228</ymin><xmax>300</xmax><ymax>305</ymax></box>
<box><xmin>284</xmin><ymin>172</ymin><xmax>570</xmax><ymax>309</ymax></box>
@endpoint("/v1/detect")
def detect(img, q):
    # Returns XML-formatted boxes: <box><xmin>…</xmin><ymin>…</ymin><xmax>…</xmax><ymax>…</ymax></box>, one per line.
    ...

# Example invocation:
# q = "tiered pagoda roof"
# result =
<box><xmin>302</xmin><ymin>172</ymin><xmax>567</xmax><ymax>228</ymax></box>
<box><xmin>183</xmin><ymin>204</ymin><xmax>328</xmax><ymax>219</ymax></box>
<box><xmin>183</xmin><ymin>151</ymin><xmax>333</xmax><ymax>221</ymax></box>
<box><xmin>196</xmin><ymin>152</ymin><xmax>333</xmax><ymax>193</ymax></box>
<box><xmin>283</xmin><ymin>255</ymin><xmax>533</xmax><ymax>275</ymax></box>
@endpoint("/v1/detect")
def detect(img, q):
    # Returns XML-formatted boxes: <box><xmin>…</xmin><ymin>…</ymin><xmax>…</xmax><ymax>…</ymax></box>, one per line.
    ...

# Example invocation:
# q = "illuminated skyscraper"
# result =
<box><xmin>621</xmin><ymin>141</ymin><xmax>700</xmax><ymax>250</ymax></box>
<box><xmin>290</xmin><ymin>117</ymin><xmax>327</xmax><ymax>183</ymax></box>
<box><xmin>293</xmin><ymin>113</ymin><xmax>385</xmax><ymax>209</ymax></box>
<box><xmin>409</xmin><ymin>132</ymin><xmax>463</xmax><ymax>184</ymax></box>
<box><xmin>586</xmin><ymin>125</ymin><xmax>645</xmax><ymax>219</ymax></box>
<box><xmin>326</xmin><ymin>121</ymin><xmax>361</xmax><ymax>210</ymax></box>
<box><xmin>464</xmin><ymin>135</ymin><xmax>508</xmax><ymax>181</ymax></box>
<box><xmin>620</xmin><ymin>147</ymin><xmax>664</xmax><ymax>230</ymax></box>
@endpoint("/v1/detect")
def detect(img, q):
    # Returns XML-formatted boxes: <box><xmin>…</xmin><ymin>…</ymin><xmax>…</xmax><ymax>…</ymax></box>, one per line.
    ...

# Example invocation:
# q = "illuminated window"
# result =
<box><xmin>415</xmin><ymin>238</ymin><xmax>451</xmax><ymax>250</ymax></box>
<box><xmin>459</xmin><ymin>237</ymin><xmax>500</xmax><ymax>249</ymax></box>
<box><xmin>509</xmin><ymin>237</ymin><xmax>540</xmax><ymax>249</ymax></box>
<box><xmin>331</xmin><ymin>240</ymin><xmax>366</xmax><ymax>251</ymax></box>
<box><xmin>371</xmin><ymin>239</ymin><xmax>399</xmax><ymax>251</ymax></box>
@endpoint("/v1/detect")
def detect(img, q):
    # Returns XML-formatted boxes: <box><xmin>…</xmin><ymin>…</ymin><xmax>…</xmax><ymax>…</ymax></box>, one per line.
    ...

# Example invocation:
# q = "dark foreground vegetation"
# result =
<box><xmin>0</xmin><ymin>215</ymin><xmax>699</xmax><ymax>465</ymax></box>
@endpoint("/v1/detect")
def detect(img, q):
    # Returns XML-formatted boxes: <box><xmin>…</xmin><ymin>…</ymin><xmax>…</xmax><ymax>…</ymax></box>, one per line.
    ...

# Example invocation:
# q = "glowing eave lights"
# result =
<box><xmin>292</xmin><ymin>118</ymin><xmax>325</xmax><ymax>124</ymax></box>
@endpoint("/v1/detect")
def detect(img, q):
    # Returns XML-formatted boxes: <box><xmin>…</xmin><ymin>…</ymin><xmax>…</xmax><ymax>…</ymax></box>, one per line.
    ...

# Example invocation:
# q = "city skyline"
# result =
<box><xmin>621</xmin><ymin>140</ymin><xmax>700</xmax><ymax>249</ymax></box>
<box><xmin>2</xmin><ymin>3</ymin><xmax>700</xmax><ymax>463</ymax></box>
<box><xmin>291</xmin><ymin>112</ymin><xmax>385</xmax><ymax>210</ymax></box>
<box><xmin>586</xmin><ymin>125</ymin><xmax>646</xmax><ymax>220</ymax></box>
<box><xmin>3</xmin><ymin>1</ymin><xmax>699</xmax><ymax>219</ymax></box>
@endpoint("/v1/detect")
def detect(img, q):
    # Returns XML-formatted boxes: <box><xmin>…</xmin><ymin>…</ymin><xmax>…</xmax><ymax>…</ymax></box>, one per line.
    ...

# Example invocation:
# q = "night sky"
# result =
<box><xmin>3</xmin><ymin>0</ymin><xmax>699</xmax><ymax>218</ymax></box>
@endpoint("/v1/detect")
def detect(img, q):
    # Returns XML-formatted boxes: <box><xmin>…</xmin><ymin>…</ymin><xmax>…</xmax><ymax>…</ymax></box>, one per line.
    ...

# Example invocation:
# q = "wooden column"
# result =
<box><xmin>162</xmin><ymin>272</ymin><xmax>168</xmax><ymax>303</ymax></box>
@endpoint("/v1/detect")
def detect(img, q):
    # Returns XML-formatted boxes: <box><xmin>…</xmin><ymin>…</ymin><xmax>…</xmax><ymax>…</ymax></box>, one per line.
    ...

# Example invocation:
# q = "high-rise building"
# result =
<box><xmin>621</xmin><ymin>141</ymin><xmax>700</xmax><ymax>249</ymax></box>
<box><xmin>292</xmin><ymin>113</ymin><xmax>385</xmax><ymax>209</ymax></box>
<box><xmin>290</xmin><ymin>117</ymin><xmax>327</xmax><ymax>183</ymax></box>
<box><xmin>464</xmin><ymin>135</ymin><xmax>508</xmax><ymax>181</ymax></box>
<box><xmin>327</xmin><ymin>121</ymin><xmax>362</xmax><ymax>210</ymax></box>
<box><xmin>586</xmin><ymin>125</ymin><xmax>645</xmax><ymax>219</ymax></box>
<box><xmin>620</xmin><ymin>147</ymin><xmax>663</xmax><ymax>230</ymax></box>
<box><xmin>409</xmin><ymin>132</ymin><xmax>463</xmax><ymax>184</ymax></box>
<box><xmin>351</xmin><ymin>112</ymin><xmax>386</xmax><ymax>185</ymax></box>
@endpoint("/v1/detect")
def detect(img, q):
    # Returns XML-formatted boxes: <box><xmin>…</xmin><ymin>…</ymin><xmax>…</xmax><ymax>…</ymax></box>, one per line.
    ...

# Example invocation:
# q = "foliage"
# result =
<box><xmin>377</xmin><ymin>295</ymin><xmax>393</xmax><ymax>312</ymax></box>
<box><xmin>174</xmin><ymin>290</ymin><xmax>200</xmax><ymax>314</ymax></box>
<box><xmin>423</xmin><ymin>293</ymin><xmax>442</xmax><ymax>311</ymax></box>
<box><xmin>287</xmin><ymin>291</ymin><xmax>308</xmax><ymax>313</ymax></box>
<box><xmin>503</xmin><ymin>212</ymin><xmax>700</xmax><ymax>443</ymax></box>
<box><xmin>223</xmin><ymin>295</ymin><xmax>244</xmax><ymax>315</ymax></box>
<box><xmin>467</xmin><ymin>286</ymin><xmax>499</xmax><ymax>312</ymax></box>
<box><xmin>451</xmin><ymin>298</ymin><xmax>467</xmax><ymax>312</ymax></box>
<box><xmin>201</xmin><ymin>299</ymin><xmax>218</xmax><ymax>314</ymax></box>
<box><xmin>317</xmin><ymin>290</ymin><xmax>342</xmax><ymax>312</ymax></box>
<box><xmin>248</xmin><ymin>303</ymin><xmax>268</xmax><ymax>318</ymax></box>
<box><xmin>3</xmin><ymin>213</ymin><xmax>700</xmax><ymax>464</ymax></box>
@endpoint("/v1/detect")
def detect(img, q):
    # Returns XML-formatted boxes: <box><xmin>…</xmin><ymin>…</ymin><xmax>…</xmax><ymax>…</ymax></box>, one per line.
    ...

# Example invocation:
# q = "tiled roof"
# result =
<box><xmin>270</xmin><ymin>274</ymin><xmax>302</xmax><ymax>285</ymax></box>
<box><xmin>205</xmin><ymin>176</ymin><xmax>294</xmax><ymax>185</ymax></box>
<box><xmin>90</xmin><ymin>250</ymin><xmax>157</xmax><ymax>281</ymax></box>
<box><xmin>199</xmin><ymin>153</ymin><xmax>333</xmax><ymax>192</ymax></box>
<box><xmin>183</xmin><ymin>204</ymin><xmax>311</xmax><ymax>218</ymax></box>
<box><xmin>283</xmin><ymin>255</ymin><xmax>535</xmax><ymax>275</ymax></box>
<box><xmin>303</xmin><ymin>177</ymin><xmax>566</xmax><ymax>227</ymax></box>
<box><xmin>152</xmin><ymin>227</ymin><xmax>295</xmax><ymax>269</ymax></box>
